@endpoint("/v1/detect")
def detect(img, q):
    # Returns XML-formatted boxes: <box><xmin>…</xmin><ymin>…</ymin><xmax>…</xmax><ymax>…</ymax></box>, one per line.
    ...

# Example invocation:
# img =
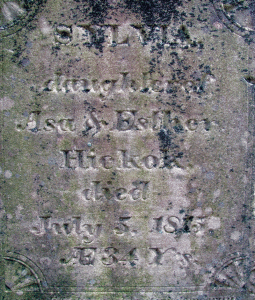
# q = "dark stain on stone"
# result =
<box><xmin>74</xmin><ymin>0</ymin><xmax>111</xmax><ymax>24</ymax></box>
<box><xmin>86</xmin><ymin>27</ymin><xmax>106</xmax><ymax>52</ymax></box>
<box><xmin>177</xmin><ymin>25</ymin><xmax>190</xmax><ymax>41</ymax></box>
<box><xmin>124</xmin><ymin>0</ymin><xmax>183</xmax><ymax>24</ymax></box>
<box><xmin>157</xmin><ymin>127</ymin><xmax>184</xmax><ymax>168</ymax></box>
<box><xmin>158</xmin><ymin>128</ymin><xmax>174</xmax><ymax>149</ymax></box>
<box><xmin>182</xmin><ymin>215</ymin><xmax>193</xmax><ymax>233</ymax></box>
<box><xmin>245</xmin><ymin>75</ymin><xmax>255</xmax><ymax>84</ymax></box>
<box><xmin>173</xmin><ymin>122</ymin><xmax>184</xmax><ymax>134</ymax></box>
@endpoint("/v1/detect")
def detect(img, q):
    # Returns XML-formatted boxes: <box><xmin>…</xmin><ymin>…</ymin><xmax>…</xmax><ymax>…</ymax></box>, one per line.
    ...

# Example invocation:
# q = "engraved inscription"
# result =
<box><xmin>63</xmin><ymin>247</ymin><xmax>139</xmax><ymax>267</ymax></box>
<box><xmin>55</xmin><ymin>25</ymin><xmax>72</xmax><ymax>44</ymax></box>
<box><xmin>151</xmin><ymin>209</ymin><xmax>221</xmax><ymax>236</ymax></box>
<box><xmin>30</xmin><ymin>216</ymin><xmax>102</xmax><ymax>243</ymax></box>
<box><xmin>39</xmin><ymin>72</ymin><xmax>213</xmax><ymax>96</ymax></box>
<box><xmin>82</xmin><ymin>181</ymin><xmax>149</xmax><ymax>202</ymax></box>
<box><xmin>148</xmin><ymin>247</ymin><xmax>193</xmax><ymax>266</ymax></box>
<box><xmin>73</xmin><ymin>247</ymin><xmax>97</xmax><ymax>265</ymax></box>
<box><xmin>16</xmin><ymin>110</ymin><xmax>213</xmax><ymax>135</ymax></box>
<box><xmin>16</xmin><ymin>111</ymin><xmax>75</xmax><ymax>133</ymax></box>
<box><xmin>53</xmin><ymin>24</ymin><xmax>180</xmax><ymax>46</ymax></box>
<box><xmin>61</xmin><ymin>149</ymin><xmax>183</xmax><ymax>170</ymax></box>
<box><xmin>60</xmin><ymin>246</ymin><xmax>197</xmax><ymax>275</ymax></box>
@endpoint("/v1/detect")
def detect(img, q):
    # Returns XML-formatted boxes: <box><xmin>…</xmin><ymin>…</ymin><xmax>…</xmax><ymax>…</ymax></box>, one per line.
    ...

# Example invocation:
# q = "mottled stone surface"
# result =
<box><xmin>1</xmin><ymin>0</ymin><xmax>255</xmax><ymax>299</ymax></box>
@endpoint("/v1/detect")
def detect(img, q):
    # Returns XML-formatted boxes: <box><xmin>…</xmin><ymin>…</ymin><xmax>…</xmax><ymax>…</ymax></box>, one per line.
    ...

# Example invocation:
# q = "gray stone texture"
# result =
<box><xmin>1</xmin><ymin>0</ymin><xmax>255</xmax><ymax>299</ymax></box>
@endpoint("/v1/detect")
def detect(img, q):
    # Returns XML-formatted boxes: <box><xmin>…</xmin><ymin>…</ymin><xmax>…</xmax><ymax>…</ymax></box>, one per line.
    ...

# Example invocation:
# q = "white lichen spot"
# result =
<box><xmin>204</xmin><ymin>207</ymin><xmax>213</xmax><ymax>215</ymax></box>
<box><xmin>208</xmin><ymin>76</ymin><xmax>216</xmax><ymax>83</ymax></box>
<box><xmin>213</xmin><ymin>22</ymin><xmax>223</xmax><ymax>30</ymax></box>
<box><xmin>230</xmin><ymin>231</ymin><xmax>241</xmax><ymax>241</ymax></box>
<box><xmin>171</xmin><ymin>166</ymin><xmax>187</xmax><ymax>176</ymax></box>
<box><xmin>213</xmin><ymin>189</ymin><xmax>221</xmax><ymax>200</ymax></box>
<box><xmin>15</xmin><ymin>205</ymin><xmax>23</xmax><ymax>219</ymax></box>
<box><xmin>178</xmin><ymin>235</ymin><xmax>191</xmax><ymax>253</ymax></box>
<box><xmin>192</xmin><ymin>208</ymin><xmax>203</xmax><ymax>217</ymax></box>
<box><xmin>207</xmin><ymin>216</ymin><xmax>221</xmax><ymax>230</ymax></box>
<box><xmin>31</xmin><ymin>192</ymin><xmax>37</xmax><ymax>199</ymax></box>
<box><xmin>241</xmin><ymin>137</ymin><xmax>248</xmax><ymax>150</ymax></box>
<box><xmin>4</xmin><ymin>170</ymin><xmax>12</xmax><ymax>178</ymax></box>
<box><xmin>7</xmin><ymin>213</ymin><xmax>13</xmax><ymax>219</ymax></box>
<box><xmin>39</xmin><ymin>17</ymin><xmax>52</xmax><ymax>35</ymax></box>
<box><xmin>40</xmin><ymin>257</ymin><xmax>52</xmax><ymax>266</ymax></box>
<box><xmin>197</xmin><ymin>192</ymin><xmax>203</xmax><ymax>202</ymax></box>
<box><xmin>0</xmin><ymin>96</ymin><xmax>14</xmax><ymax>111</ymax></box>
<box><xmin>16</xmin><ymin>290</ymin><xmax>23</xmax><ymax>296</ymax></box>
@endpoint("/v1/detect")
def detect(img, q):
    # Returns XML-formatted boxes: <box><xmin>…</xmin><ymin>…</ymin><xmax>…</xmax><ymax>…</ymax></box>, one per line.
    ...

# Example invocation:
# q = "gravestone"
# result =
<box><xmin>1</xmin><ymin>0</ymin><xmax>255</xmax><ymax>299</ymax></box>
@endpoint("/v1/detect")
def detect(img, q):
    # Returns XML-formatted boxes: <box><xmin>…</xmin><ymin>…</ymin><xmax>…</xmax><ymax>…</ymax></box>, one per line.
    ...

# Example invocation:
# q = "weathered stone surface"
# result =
<box><xmin>1</xmin><ymin>0</ymin><xmax>255</xmax><ymax>299</ymax></box>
